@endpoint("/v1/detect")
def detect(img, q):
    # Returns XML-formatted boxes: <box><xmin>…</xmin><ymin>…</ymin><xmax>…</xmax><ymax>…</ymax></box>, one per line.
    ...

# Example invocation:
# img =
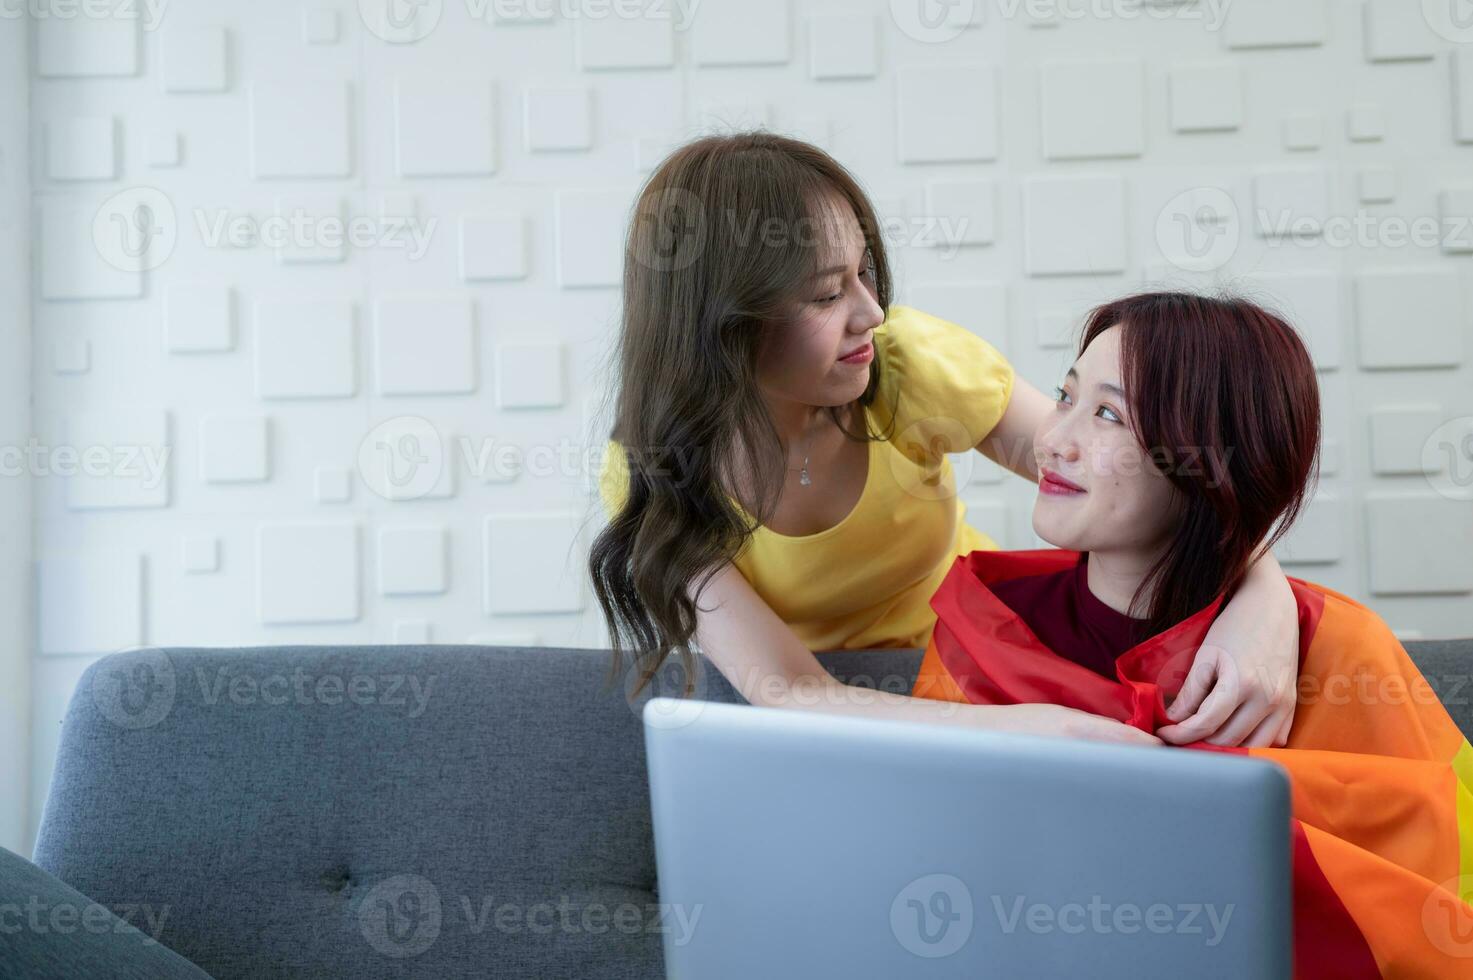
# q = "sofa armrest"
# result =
<box><xmin>0</xmin><ymin>845</ymin><xmax>214</xmax><ymax>980</ymax></box>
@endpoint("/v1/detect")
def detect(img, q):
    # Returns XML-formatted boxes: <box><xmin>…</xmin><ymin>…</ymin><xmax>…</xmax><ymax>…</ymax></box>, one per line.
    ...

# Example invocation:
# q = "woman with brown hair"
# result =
<box><xmin>588</xmin><ymin>131</ymin><xmax>1301</xmax><ymax>747</ymax></box>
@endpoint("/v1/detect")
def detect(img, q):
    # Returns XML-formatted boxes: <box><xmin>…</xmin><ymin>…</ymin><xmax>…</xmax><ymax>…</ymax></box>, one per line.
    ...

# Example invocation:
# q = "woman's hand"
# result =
<box><xmin>1155</xmin><ymin>552</ymin><xmax>1299</xmax><ymax>748</ymax></box>
<box><xmin>985</xmin><ymin>703</ymin><xmax>1163</xmax><ymax>747</ymax></box>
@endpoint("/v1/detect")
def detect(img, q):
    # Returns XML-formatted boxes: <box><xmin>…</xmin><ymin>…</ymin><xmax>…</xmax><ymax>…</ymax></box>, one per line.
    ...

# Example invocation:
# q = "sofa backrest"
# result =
<box><xmin>35</xmin><ymin>645</ymin><xmax>708</xmax><ymax>980</ymax></box>
<box><xmin>32</xmin><ymin>642</ymin><xmax>1470</xmax><ymax>979</ymax></box>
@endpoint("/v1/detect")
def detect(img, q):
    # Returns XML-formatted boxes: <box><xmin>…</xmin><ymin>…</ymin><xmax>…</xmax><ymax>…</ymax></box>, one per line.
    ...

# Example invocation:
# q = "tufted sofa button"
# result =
<box><xmin>321</xmin><ymin>868</ymin><xmax>351</xmax><ymax>893</ymax></box>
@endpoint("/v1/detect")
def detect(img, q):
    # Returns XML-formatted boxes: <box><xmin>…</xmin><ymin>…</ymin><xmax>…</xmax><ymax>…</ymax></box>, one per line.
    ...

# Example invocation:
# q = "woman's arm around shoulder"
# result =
<box><xmin>687</xmin><ymin>560</ymin><xmax>1160</xmax><ymax>746</ymax></box>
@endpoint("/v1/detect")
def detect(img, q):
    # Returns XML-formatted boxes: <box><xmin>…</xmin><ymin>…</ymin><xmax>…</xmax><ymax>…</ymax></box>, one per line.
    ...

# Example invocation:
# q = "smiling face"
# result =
<box><xmin>1031</xmin><ymin>324</ymin><xmax>1183</xmax><ymax>554</ymax></box>
<box><xmin>753</xmin><ymin>195</ymin><xmax>887</xmax><ymax>409</ymax></box>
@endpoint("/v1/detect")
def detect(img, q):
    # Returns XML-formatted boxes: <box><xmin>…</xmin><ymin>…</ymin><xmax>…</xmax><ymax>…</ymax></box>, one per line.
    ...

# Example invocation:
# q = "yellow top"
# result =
<box><xmin>596</xmin><ymin>303</ymin><xmax>1017</xmax><ymax>651</ymax></box>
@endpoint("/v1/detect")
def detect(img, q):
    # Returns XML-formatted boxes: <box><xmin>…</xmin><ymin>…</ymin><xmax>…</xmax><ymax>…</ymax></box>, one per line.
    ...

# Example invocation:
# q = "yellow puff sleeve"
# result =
<box><xmin>867</xmin><ymin>304</ymin><xmax>1016</xmax><ymax>461</ymax></box>
<box><xmin>597</xmin><ymin>439</ymin><xmax>630</xmax><ymax>520</ymax></box>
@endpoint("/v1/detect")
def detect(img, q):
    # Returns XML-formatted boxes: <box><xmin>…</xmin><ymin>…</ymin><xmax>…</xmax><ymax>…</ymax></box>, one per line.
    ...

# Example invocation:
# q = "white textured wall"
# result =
<box><xmin>22</xmin><ymin>0</ymin><xmax>1473</xmax><ymax>845</ymax></box>
<box><xmin>2</xmin><ymin>14</ymin><xmax>32</xmax><ymax>856</ymax></box>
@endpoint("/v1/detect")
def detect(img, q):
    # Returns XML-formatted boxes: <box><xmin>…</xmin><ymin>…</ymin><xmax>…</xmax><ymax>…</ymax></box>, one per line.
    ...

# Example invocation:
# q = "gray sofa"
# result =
<box><xmin>5</xmin><ymin>640</ymin><xmax>1472</xmax><ymax>979</ymax></box>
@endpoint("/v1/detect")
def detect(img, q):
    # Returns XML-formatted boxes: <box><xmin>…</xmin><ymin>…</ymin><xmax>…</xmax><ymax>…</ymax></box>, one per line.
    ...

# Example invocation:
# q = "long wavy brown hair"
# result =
<box><xmin>1078</xmin><ymin>291</ymin><xmax>1322</xmax><ymax>641</ymax></box>
<box><xmin>588</xmin><ymin>131</ymin><xmax>900</xmax><ymax>697</ymax></box>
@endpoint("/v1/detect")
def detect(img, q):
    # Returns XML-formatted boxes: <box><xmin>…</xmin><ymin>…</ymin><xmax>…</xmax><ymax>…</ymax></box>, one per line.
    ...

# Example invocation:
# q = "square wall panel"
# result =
<box><xmin>1365</xmin><ymin>495</ymin><xmax>1473</xmax><ymax>595</ymax></box>
<box><xmin>1358</xmin><ymin>167</ymin><xmax>1396</xmax><ymax>204</ymax></box>
<box><xmin>575</xmin><ymin>12</ymin><xmax>674</xmax><ymax>69</ymax></box>
<box><xmin>897</xmin><ymin>64</ymin><xmax>998</xmax><ymax>163</ymax></box>
<box><xmin>1363</xmin><ymin>0</ymin><xmax>1436</xmax><ymax>62</ymax></box>
<box><xmin>482</xmin><ymin>513</ymin><xmax>585</xmax><ymax>614</ymax></box>
<box><xmin>1440</xmin><ymin>188</ymin><xmax>1473</xmax><ymax>254</ymax></box>
<box><xmin>52</xmin><ymin>339</ymin><xmax>89</xmax><ymax>374</ymax></box>
<box><xmin>691</xmin><ymin>0</ymin><xmax>790</xmax><ymax>66</ymax></box>
<box><xmin>1252</xmin><ymin>168</ymin><xmax>1330</xmax><ymax>238</ymax></box>
<box><xmin>377</xmin><ymin>526</ymin><xmax>448</xmax><ymax>595</ymax></box>
<box><xmin>303</xmin><ymin>8</ymin><xmax>340</xmax><ymax>44</ymax></box>
<box><xmin>36</xmin><ymin>16</ymin><xmax>139</xmax><ymax>77</ymax></box>
<box><xmin>165</xmin><ymin>284</ymin><xmax>235</xmax><ymax>353</ymax></box>
<box><xmin>809</xmin><ymin>13</ymin><xmax>877</xmax><ymax>80</ymax></box>
<box><xmin>905</xmin><ymin>283</ymin><xmax>1008</xmax><ymax>357</ymax></box>
<box><xmin>1222</xmin><ymin>0</ymin><xmax>1326</xmax><ymax>49</ymax></box>
<box><xmin>161</xmin><ymin>25</ymin><xmax>229</xmax><ymax>92</ymax></box>
<box><xmin>64</xmin><ymin>409</ymin><xmax>171</xmax><ymax>510</ymax></box>
<box><xmin>199</xmin><ymin>414</ymin><xmax>270</xmax><ymax>483</ymax></box>
<box><xmin>315</xmin><ymin>465</ymin><xmax>352</xmax><ymax>503</ymax></box>
<box><xmin>1169</xmin><ymin>62</ymin><xmax>1242</xmax><ymax>133</ymax></box>
<box><xmin>1348</xmin><ymin>103</ymin><xmax>1385</xmax><ymax>142</ymax></box>
<box><xmin>182</xmin><ymin>536</ymin><xmax>219</xmax><ymax>574</ymax></box>
<box><xmin>45</xmin><ymin>117</ymin><xmax>116</xmax><ymax>180</ymax></box>
<box><xmin>1458</xmin><ymin>51</ymin><xmax>1473</xmax><ymax>144</ymax></box>
<box><xmin>257</xmin><ymin>522</ymin><xmax>360</xmax><ymax>623</ymax></box>
<box><xmin>39</xmin><ymin>200</ymin><xmax>141</xmax><ymax>299</ymax></box>
<box><xmin>37</xmin><ymin>553</ymin><xmax>143</xmax><ymax>655</ymax></box>
<box><xmin>496</xmin><ymin>343</ymin><xmax>565</xmax><ymax>408</ymax></box>
<box><xmin>1040</xmin><ymin>59</ymin><xmax>1145</xmax><ymax>161</ymax></box>
<box><xmin>254</xmin><ymin>297</ymin><xmax>357</xmax><ymax>398</ymax></box>
<box><xmin>148</xmin><ymin>129</ymin><xmax>182</xmax><ymax>167</ymax></box>
<box><xmin>1023</xmin><ymin>175</ymin><xmax>1127</xmax><ymax>276</ymax></box>
<box><xmin>460</xmin><ymin>215</ymin><xmax>527</xmax><ymax>280</ymax></box>
<box><xmin>1354</xmin><ymin>269</ymin><xmax>1465</xmax><ymax>369</ymax></box>
<box><xmin>924</xmin><ymin>179</ymin><xmax>995</xmax><ymax>246</ymax></box>
<box><xmin>374</xmin><ymin>294</ymin><xmax>476</xmax><ymax>395</ymax></box>
<box><xmin>1035</xmin><ymin>310</ymin><xmax>1076</xmax><ymax>350</ymax></box>
<box><xmin>249</xmin><ymin>79</ymin><xmax>352</xmax><ymax>178</ymax></box>
<box><xmin>273</xmin><ymin>194</ymin><xmax>345</xmax><ymax>264</ymax></box>
<box><xmin>1283</xmin><ymin>114</ymin><xmax>1323</xmax><ymax>151</ymax></box>
<box><xmin>1274</xmin><ymin>493</ymin><xmax>1344</xmax><ymax>565</ymax></box>
<box><xmin>1251</xmin><ymin>271</ymin><xmax>1342</xmax><ymax>370</ymax></box>
<box><xmin>395</xmin><ymin>77</ymin><xmax>497</xmax><ymax>176</ymax></box>
<box><xmin>524</xmin><ymin>86</ymin><xmax>593</xmax><ymax>151</ymax></box>
<box><xmin>1369</xmin><ymin>406</ymin><xmax>1443</xmax><ymax>475</ymax></box>
<box><xmin>555</xmin><ymin>188</ymin><xmax>629</xmax><ymax>287</ymax></box>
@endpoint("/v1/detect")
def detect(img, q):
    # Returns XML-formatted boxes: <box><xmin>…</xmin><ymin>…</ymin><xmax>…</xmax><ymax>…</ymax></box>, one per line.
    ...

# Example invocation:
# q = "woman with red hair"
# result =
<box><xmin>914</xmin><ymin>291</ymin><xmax>1473</xmax><ymax>976</ymax></box>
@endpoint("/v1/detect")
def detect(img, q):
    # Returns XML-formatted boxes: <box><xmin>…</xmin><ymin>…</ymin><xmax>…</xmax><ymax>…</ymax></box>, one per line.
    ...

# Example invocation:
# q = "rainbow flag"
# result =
<box><xmin>914</xmin><ymin>548</ymin><xmax>1473</xmax><ymax>977</ymax></box>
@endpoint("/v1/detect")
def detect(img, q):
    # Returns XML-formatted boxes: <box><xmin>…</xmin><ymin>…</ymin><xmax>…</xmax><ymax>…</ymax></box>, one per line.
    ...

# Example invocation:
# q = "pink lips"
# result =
<box><xmin>838</xmin><ymin>342</ymin><xmax>873</xmax><ymax>364</ymax></box>
<box><xmin>1040</xmin><ymin>468</ymin><xmax>1086</xmax><ymax>496</ymax></box>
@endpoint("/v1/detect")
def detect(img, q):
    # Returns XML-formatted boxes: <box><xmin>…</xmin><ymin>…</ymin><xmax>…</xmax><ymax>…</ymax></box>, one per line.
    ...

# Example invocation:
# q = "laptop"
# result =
<box><xmin>642</xmin><ymin>697</ymin><xmax>1291</xmax><ymax>979</ymax></box>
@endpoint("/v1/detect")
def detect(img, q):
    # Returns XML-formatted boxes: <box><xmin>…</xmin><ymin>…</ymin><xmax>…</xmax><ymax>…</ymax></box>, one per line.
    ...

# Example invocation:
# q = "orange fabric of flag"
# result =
<box><xmin>913</xmin><ymin>548</ymin><xmax>1473</xmax><ymax>978</ymax></box>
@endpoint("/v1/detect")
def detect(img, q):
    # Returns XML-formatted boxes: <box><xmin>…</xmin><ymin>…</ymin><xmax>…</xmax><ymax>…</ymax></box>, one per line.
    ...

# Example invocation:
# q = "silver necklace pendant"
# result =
<box><xmin>799</xmin><ymin>456</ymin><xmax>811</xmax><ymax>486</ymax></box>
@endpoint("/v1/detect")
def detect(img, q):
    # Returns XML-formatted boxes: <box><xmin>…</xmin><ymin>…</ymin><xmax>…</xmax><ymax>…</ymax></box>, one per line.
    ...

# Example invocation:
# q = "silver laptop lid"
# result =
<box><xmin>644</xmin><ymin>697</ymin><xmax>1291</xmax><ymax>980</ymax></box>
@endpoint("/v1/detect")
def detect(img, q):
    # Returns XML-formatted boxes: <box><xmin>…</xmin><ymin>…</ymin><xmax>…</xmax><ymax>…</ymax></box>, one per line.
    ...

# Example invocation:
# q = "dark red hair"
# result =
<box><xmin>1078</xmin><ymin>291</ymin><xmax>1321</xmax><ymax>639</ymax></box>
